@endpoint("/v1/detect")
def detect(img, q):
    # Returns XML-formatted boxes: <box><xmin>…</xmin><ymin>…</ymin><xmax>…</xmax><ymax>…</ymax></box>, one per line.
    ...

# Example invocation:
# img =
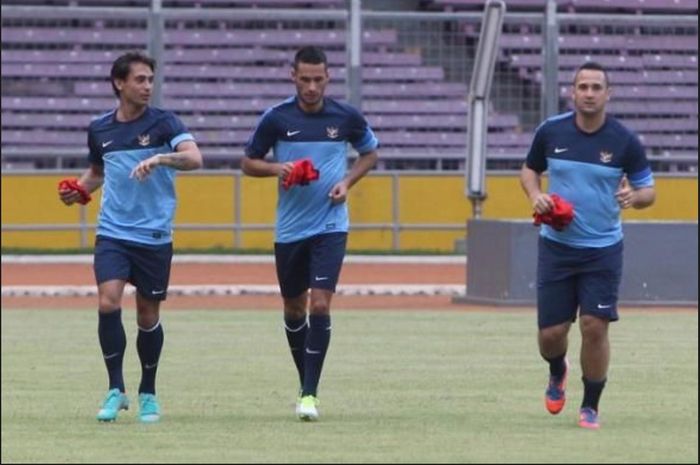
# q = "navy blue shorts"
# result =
<box><xmin>93</xmin><ymin>235</ymin><xmax>173</xmax><ymax>301</ymax></box>
<box><xmin>537</xmin><ymin>236</ymin><xmax>623</xmax><ymax>329</ymax></box>
<box><xmin>274</xmin><ymin>232</ymin><xmax>348</xmax><ymax>298</ymax></box>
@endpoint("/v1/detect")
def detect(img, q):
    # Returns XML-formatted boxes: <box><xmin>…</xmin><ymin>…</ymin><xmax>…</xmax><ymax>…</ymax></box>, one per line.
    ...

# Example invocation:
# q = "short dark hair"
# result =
<box><xmin>574</xmin><ymin>61</ymin><xmax>610</xmax><ymax>87</ymax></box>
<box><xmin>110</xmin><ymin>51</ymin><xmax>156</xmax><ymax>97</ymax></box>
<box><xmin>293</xmin><ymin>46</ymin><xmax>327</xmax><ymax>69</ymax></box>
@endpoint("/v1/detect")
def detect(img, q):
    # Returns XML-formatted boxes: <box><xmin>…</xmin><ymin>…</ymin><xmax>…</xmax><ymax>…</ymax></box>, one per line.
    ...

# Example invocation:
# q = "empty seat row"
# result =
<box><xmin>1</xmin><ymin>48</ymin><xmax>423</xmax><ymax>67</ymax></box>
<box><xmin>2</xmin><ymin>27</ymin><xmax>396</xmax><ymax>47</ymax></box>
<box><xmin>2</xmin><ymin>62</ymin><xmax>446</xmax><ymax>81</ymax></box>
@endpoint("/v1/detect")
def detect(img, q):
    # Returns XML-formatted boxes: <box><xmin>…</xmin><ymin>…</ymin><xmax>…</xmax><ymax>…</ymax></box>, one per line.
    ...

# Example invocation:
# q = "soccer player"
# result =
<box><xmin>58</xmin><ymin>51</ymin><xmax>203</xmax><ymax>423</ymax></box>
<box><xmin>520</xmin><ymin>61</ymin><xmax>655</xmax><ymax>429</ymax></box>
<box><xmin>242</xmin><ymin>46</ymin><xmax>379</xmax><ymax>421</ymax></box>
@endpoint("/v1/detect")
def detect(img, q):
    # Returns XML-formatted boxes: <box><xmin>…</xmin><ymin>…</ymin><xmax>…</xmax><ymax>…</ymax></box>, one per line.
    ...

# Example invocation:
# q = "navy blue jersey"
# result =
<box><xmin>245</xmin><ymin>96</ymin><xmax>379</xmax><ymax>243</ymax></box>
<box><xmin>526</xmin><ymin>112</ymin><xmax>654</xmax><ymax>248</ymax></box>
<box><xmin>88</xmin><ymin>107</ymin><xmax>194</xmax><ymax>245</ymax></box>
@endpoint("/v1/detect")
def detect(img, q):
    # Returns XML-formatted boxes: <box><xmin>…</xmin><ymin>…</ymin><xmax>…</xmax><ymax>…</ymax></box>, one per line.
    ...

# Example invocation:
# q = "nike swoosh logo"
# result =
<box><xmin>286</xmin><ymin>130</ymin><xmax>301</xmax><ymax>137</ymax></box>
<box><xmin>305</xmin><ymin>348</ymin><xmax>321</xmax><ymax>355</ymax></box>
<box><xmin>144</xmin><ymin>363</ymin><xmax>158</xmax><ymax>369</ymax></box>
<box><xmin>554</xmin><ymin>147</ymin><xmax>568</xmax><ymax>153</ymax></box>
<box><xmin>151</xmin><ymin>290</ymin><xmax>165</xmax><ymax>295</ymax></box>
<box><xmin>597</xmin><ymin>304</ymin><xmax>612</xmax><ymax>309</ymax></box>
<box><xmin>103</xmin><ymin>352</ymin><xmax>120</xmax><ymax>360</ymax></box>
<box><xmin>102</xmin><ymin>140</ymin><xmax>113</xmax><ymax>148</ymax></box>
<box><xmin>314</xmin><ymin>276</ymin><xmax>329</xmax><ymax>281</ymax></box>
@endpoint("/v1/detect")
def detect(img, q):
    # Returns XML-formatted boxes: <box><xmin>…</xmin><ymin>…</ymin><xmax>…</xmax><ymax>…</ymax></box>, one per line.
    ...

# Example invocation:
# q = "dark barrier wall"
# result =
<box><xmin>458</xmin><ymin>220</ymin><xmax>698</xmax><ymax>307</ymax></box>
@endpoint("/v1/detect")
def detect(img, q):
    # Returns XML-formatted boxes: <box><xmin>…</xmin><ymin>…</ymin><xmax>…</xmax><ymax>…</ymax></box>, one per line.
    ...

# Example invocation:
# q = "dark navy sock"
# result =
<box><xmin>284</xmin><ymin>316</ymin><xmax>308</xmax><ymax>388</ymax></box>
<box><xmin>98</xmin><ymin>309</ymin><xmax>126</xmax><ymax>392</ymax></box>
<box><xmin>137</xmin><ymin>321</ymin><xmax>164</xmax><ymax>395</ymax></box>
<box><xmin>544</xmin><ymin>353</ymin><xmax>567</xmax><ymax>379</ymax></box>
<box><xmin>581</xmin><ymin>376</ymin><xmax>606</xmax><ymax>412</ymax></box>
<box><xmin>302</xmin><ymin>314</ymin><xmax>331</xmax><ymax>397</ymax></box>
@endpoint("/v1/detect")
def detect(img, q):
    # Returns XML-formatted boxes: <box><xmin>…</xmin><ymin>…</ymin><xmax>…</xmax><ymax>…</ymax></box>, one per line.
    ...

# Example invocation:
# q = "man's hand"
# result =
<box><xmin>329</xmin><ymin>180</ymin><xmax>349</xmax><ymax>204</ymax></box>
<box><xmin>58</xmin><ymin>178</ymin><xmax>91</xmax><ymax>205</ymax></box>
<box><xmin>281</xmin><ymin>159</ymin><xmax>319</xmax><ymax>190</ymax></box>
<box><xmin>130</xmin><ymin>154</ymin><xmax>163</xmax><ymax>181</ymax></box>
<box><xmin>615</xmin><ymin>176</ymin><xmax>634</xmax><ymax>209</ymax></box>
<box><xmin>531</xmin><ymin>192</ymin><xmax>554</xmax><ymax>215</ymax></box>
<box><xmin>58</xmin><ymin>186</ymin><xmax>82</xmax><ymax>206</ymax></box>
<box><xmin>278</xmin><ymin>161</ymin><xmax>295</xmax><ymax>181</ymax></box>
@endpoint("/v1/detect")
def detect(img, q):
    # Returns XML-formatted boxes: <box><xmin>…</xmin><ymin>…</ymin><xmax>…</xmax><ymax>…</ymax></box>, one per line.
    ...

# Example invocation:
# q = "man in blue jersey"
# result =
<box><xmin>58</xmin><ymin>51</ymin><xmax>203</xmax><ymax>423</ymax></box>
<box><xmin>521</xmin><ymin>62</ymin><xmax>655</xmax><ymax>429</ymax></box>
<box><xmin>242</xmin><ymin>46</ymin><xmax>379</xmax><ymax>421</ymax></box>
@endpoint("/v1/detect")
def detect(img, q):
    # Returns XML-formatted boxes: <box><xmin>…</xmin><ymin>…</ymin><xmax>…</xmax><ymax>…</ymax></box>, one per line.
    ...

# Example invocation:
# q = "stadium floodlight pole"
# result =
<box><xmin>148</xmin><ymin>0</ymin><xmax>164</xmax><ymax>108</ymax></box>
<box><xmin>346</xmin><ymin>0</ymin><xmax>363</xmax><ymax>110</ymax></box>
<box><xmin>541</xmin><ymin>0</ymin><xmax>560</xmax><ymax>119</ymax></box>
<box><xmin>465</xmin><ymin>0</ymin><xmax>505</xmax><ymax>219</ymax></box>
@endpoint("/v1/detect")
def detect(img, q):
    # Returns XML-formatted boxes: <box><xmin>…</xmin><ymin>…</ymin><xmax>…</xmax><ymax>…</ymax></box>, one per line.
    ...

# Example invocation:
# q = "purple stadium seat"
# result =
<box><xmin>2</xmin><ymin>63</ymin><xmax>443</xmax><ymax>82</ymax></box>
<box><xmin>642</xmin><ymin>54</ymin><xmax>698</xmax><ymax>69</ymax></box>
<box><xmin>2</xmin><ymin>129</ymin><xmax>85</xmax><ymax>146</ymax></box>
<box><xmin>163</xmin><ymin>29</ymin><xmax>397</xmax><ymax>47</ymax></box>
<box><xmin>510</xmin><ymin>53</ymin><xmax>644</xmax><ymax>70</ymax></box>
<box><xmin>0</xmin><ymin>48</ymin><xmax>423</xmax><ymax>68</ymax></box>
<box><xmin>624</xmin><ymin>118</ymin><xmax>698</xmax><ymax>133</ymax></box>
<box><xmin>73</xmin><ymin>81</ymin><xmax>465</xmax><ymax>99</ymax></box>
<box><xmin>364</xmin><ymin>99</ymin><xmax>468</xmax><ymax>114</ymax></box>
<box><xmin>639</xmin><ymin>133</ymin><xmax>698</xmax><ymax>149</ymax></box>
<box><xmin>570</xmin><ymin>0</ymin><xmax>698</xmax><ymax>13</ymax></box>
<box><xmin>558</xmin><ymin>85</ymin><xmax>698</xmax><ymax>100</ymax></box>
<box><xmin>0</xmin><ymin>27</ymin><xmax>398</xmax><ymax>48</ymax></box>
<box><xmin>1</xmin><ymin>96</ymin><xmax>117</xmax><ymax>112</ymax></box>
<box><xmin>1</xmin><ymin>113</ymin><xmax>93</xmax><ymax>128</ymax></box>
<box><xmin>366</xmin><ymin>113</ymin><xmax>518</xmax><ymax>130</ymax></box>
<box><xmin>532</xmin><ymin>69</ymin><xmax>698</xmax><ymax>85</ymax></box>
<box><xmin>1</xmin><ymin>0</ymin><xmax>345</xmax><ymax>7</ymax></box>
<box><xmin>0</xmin><ymin>28</ymin><xmax>148</xmax><ymax>45</ymax></box>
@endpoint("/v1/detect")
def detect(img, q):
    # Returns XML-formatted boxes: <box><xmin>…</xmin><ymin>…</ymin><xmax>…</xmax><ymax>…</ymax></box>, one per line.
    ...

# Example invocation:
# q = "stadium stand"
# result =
<box><xmin>437</xmin><ymin>0</ymin><xmax>699</xmax><ymax>159</ymax></box>
<box><xmin>1</xmin><ymin>0</ymin><xmax>697</xmax><ymax>171</ymax></box>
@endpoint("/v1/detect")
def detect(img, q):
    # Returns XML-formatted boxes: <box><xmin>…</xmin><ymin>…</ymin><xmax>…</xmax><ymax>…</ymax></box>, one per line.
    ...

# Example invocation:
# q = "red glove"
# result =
<box><xmin>282</xmin><ymin>159</ymin><xmax>320</xmax><ymax>190</ymax></box>
<box><xmin>533</xmin><ymin>194</ymin><xmax>574</xmax><ymax>231</ymax></box>
<box><xmin>58</xmin><ymin>178</ymin><xmax>91</xmax><ymax>205</ymax></box>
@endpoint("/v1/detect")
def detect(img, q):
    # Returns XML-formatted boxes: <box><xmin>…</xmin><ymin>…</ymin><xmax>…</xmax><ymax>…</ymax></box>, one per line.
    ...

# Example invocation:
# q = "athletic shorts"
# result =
<box><xmin>537</xmin><ymin>236</ymin><xmax>623</xmax><ymax>329</ymax></box>
<box><xmin>274</xmin><ymin>232</ymin><xmax>348</xmax><ymax>298</ymax></box>
<box><xmin>93</xmin><ymin>235</ymin><xmax>173</xmax><ymax>301</ymax></box>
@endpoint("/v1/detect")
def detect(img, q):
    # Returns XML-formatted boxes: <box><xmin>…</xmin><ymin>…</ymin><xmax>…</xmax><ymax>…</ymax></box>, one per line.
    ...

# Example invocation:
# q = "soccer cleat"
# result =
<box><xmin>578</xmin><ymin>407</ymin><xmax>600</xmax><ymax>429</ymax></box>
<box><xmin>545</xmin><ymin>358</ymin><xmax>569</xmax><ymax>415</ymax></box>
<box><xmin>297</xmin><ymin>395</ymin><xmax>319</xmax><ymax>421</ymax></box>
<box><xmin>138</xmin><ymin>393</ymin><xmax>161</xmax><ymax>423</ymax></box>
<box><xmin>96</xmin><ymin>388</ymin><xmax>129</xmax><ymax>422</ymax></box>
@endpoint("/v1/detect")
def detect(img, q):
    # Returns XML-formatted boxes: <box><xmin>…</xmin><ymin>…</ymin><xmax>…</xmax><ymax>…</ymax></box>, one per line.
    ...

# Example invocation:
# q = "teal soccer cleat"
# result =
<box><xmin>96</xmin><ymin>388</ymin><xmax>129</xmax><ymax>422</ymax></box>
<box><xmin>138</xmin><ymin>393</ymin><xmax>161</xmax><ymax>423</ymax></box>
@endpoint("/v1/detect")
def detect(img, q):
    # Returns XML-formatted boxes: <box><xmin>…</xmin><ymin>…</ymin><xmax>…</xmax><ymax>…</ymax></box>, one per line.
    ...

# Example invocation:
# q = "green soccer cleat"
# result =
<box><xmin>138</xmin><ymin>393</ymin><xmax>161</xmax><ymax>423</ymax></box>
<box><xmin>96</xmin><ymin>388</ymin><xmax>129</xmax><ymax>422</ymax></box>
<box><xmin>297</xmin><ymin>395</ymin><xmax>319</xmax><ymax>422</ymax></box>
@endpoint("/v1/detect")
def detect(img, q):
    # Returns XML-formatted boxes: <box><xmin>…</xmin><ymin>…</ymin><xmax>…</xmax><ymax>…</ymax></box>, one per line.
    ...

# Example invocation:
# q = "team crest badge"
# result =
<box><xmin>600</xmin><ymin>151</ymin><xmax>613</xmax><ymax>163</ymax></box>
<box><xmin>137</xmin><ymin>134</ymin><xmax>151</xmax><ymax>146</ymax></box>
<box><xmin>326</xmin><ymin>126</ymin><xmax>339</xmax><ymax>139</ymax></box>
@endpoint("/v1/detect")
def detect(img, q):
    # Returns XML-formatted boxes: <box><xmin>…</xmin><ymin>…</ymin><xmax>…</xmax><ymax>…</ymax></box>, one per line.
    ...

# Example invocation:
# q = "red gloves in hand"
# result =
<box><xmin>282</xmin><ymin>159</ymin><xmax>320</xmax><ymax>190</ymax></box>
<box><xmin>58</xmin><ymin>178</ymin><xmax>92</xmax><ymax>205</ymax></box>
<box><xmin>533</xmin><ymin>194</ymin><xmax>574</xmax><ymax>231</ymax></box>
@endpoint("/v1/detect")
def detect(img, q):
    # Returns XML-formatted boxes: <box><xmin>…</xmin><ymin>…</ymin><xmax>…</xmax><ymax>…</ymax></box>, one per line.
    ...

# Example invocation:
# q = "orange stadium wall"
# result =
<box><xmin>1</xmin><ymin>172</ymin><xmax>697</xmax><ymax>252</ymax></box>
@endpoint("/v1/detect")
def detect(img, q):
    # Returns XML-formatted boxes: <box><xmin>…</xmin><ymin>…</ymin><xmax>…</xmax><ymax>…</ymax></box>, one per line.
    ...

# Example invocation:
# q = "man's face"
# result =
<box><xmin>115</xmin><ymin>62</ymin><xmax>154</xmax><ymax>106</ymax></box>
<box><xmin>292</xmin><ymin>62</ymin><xmax>329</xmax><ymax>109</ymax></box>
<box><xmin>572</xmin><ymin>69</ymin><xmax>610</xmax><ymax>116</ymax></box>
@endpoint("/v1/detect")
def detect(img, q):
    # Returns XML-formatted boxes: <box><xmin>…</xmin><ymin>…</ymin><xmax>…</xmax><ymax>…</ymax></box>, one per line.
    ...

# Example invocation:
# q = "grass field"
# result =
<box><xmin>2</xmin><ymin>308</ymin><xmax>697</xmax><ymax>463</ymax></box>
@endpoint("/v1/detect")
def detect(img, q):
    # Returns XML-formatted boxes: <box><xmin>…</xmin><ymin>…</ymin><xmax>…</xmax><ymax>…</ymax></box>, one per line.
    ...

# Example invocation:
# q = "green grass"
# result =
<box><xmin>2</xmin><ymin>309</ymin><xmax>697</xmax><ymax>463</ymax></box>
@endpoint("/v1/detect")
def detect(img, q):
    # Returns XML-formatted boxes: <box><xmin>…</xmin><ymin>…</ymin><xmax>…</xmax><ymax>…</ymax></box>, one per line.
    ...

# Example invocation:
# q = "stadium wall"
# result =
<box><xmin>1</xmin><ymin>172</ymin><xmax>697</xmax><ymax>251</ymax></box>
